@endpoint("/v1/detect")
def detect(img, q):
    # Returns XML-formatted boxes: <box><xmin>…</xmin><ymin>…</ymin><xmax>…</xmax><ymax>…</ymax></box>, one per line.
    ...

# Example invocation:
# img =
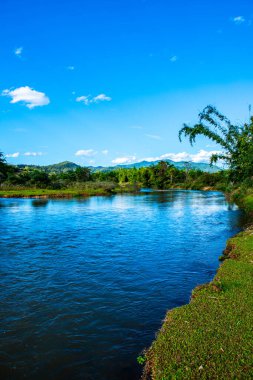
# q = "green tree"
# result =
<box><xmin>0</xmin><ymin>152</ymin><xmax>10</xmax><ymax>183</ymax></box>
<box><xmin>140</xmin><ymin>167</ymin><xmax>152</xmax><ymax>187</ymax></box>
<box><xmin>150</xmin><ymin>161</ymin><xmax>171</xmax><ymax>189</ymax></box>
<box><xmin>29</xmin><ymin>170</ymin><xmax>50</xmax><ymax>187</ymax></box>
<box><xmin>75</xmin><ymin>167</ymin><xmax>91</xmax><ymax>182</ymax></box>
<box><xmin>179</xmin><ymin>105</ymin><xmax>253</xmax><ymax>181</ymax></box>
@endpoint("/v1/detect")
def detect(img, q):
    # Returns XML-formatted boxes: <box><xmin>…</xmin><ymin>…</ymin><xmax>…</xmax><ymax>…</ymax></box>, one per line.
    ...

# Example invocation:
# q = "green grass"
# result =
<box><xmin>243</xmin><ymin>194</ymin><xmax>253</xmax><ymax>214</ymax></box>
<box><xmin>0</xmin><ymin>183</ymin><xmax>141</xmax><ymax>198</ymax></box>
<box><xmin>229</xmin><ymin>188</ymin><xmax>253</xmax><ymax>215</ymax></box>
<box><xmin>0</xmin><ymin>188</ymin><xmax>113</xmax><ymax>198</ymax></box>
<box><xmin>143</xmin><ymin>202</ymin><xmax>253</xmax><ymax>379</ymax></box>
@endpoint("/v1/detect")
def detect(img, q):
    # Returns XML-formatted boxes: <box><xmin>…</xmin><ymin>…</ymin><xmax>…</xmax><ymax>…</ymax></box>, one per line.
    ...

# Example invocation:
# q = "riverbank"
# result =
<box><xmin>0</xmin><ymin>189</ymin><xmax>107</xmax><ymax>198</ymax></box>
<box><xmin>0</xmin><ymin>185</ymin><xmax>140</xmax><ymax>198</ymax></box>
<box><xmin>142</xmin><ymin>194</ymin><xmax>253</xmax><ymax>379</ymax></box>
<box><xmin>0</xmin><ymin>185</ymin><xmax>222</xmax><ymax>199</ymax></box>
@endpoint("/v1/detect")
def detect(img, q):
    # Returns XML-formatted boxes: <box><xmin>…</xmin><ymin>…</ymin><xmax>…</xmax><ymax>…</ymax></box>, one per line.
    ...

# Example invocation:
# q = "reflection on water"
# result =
<box><xmin>0</xmin><ymin>191</ymin><xmax>245</xmax><ymax>380</ymax></box>
<box><xmin>32</xmin><ymin>199</ymin><xmax>49</xmax><ymax>207</ymax></box>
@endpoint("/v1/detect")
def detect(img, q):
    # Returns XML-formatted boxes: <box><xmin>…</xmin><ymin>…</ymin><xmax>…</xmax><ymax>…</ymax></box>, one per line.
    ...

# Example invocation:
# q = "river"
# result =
<box><xmin>0</xmin><ymin>191</ymin><xmax>244</xmax><ymax>379</ymax></box>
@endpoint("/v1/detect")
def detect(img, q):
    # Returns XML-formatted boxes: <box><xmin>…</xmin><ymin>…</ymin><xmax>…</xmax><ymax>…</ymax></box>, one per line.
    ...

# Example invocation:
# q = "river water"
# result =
<box><xmin>0</xmin><ymin>191</ymin><xmax>244</xmax><ymax>379</ymax></box>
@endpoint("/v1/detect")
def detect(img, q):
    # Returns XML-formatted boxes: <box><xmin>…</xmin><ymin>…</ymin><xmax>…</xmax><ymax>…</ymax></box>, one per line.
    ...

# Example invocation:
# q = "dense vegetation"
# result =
<box><xmin>0</xmin><ymin>152</ymin><xmax>228</xmax><ymax>195</ymax></box>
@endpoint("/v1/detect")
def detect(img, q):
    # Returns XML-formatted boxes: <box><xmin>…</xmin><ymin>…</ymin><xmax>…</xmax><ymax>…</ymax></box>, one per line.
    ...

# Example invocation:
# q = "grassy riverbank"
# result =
<box><xmin>0</xmin><ymin>184</ymin><xmax>139</xmax><ymax>198</ymax></box>
<box><xmin>0</xmin><ymin>188</ymin><xmax>113</xmax><ymax>198</ymax></box>
<box><xmin>142</xmin><ymin>193</ymin><xmax>253</xmax><ymax>380</ymax></box>
<box><xmin>0</xmin><ymin>185</ymin><xmax>216</xmax><ymax>198</ymax></box>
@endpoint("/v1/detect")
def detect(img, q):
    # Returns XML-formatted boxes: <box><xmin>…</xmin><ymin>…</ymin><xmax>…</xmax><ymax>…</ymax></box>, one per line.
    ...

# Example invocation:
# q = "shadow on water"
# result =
<box><xmin>0</xmin><ymin>201</ymin><xmax>20</xmax><ymax>208</ymax></box>
<box><xmin>32</xmin><ymin>199</ymin><xmax>49</xmax><ymax>207</ymax></box>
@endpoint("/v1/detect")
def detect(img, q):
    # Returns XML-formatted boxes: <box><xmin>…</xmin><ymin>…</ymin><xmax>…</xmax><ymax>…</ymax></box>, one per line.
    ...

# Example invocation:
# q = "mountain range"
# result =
<box><xmin>17</xmin><ymin>159</ymin><xmax>220</xmax><ymax>173</ymax></box>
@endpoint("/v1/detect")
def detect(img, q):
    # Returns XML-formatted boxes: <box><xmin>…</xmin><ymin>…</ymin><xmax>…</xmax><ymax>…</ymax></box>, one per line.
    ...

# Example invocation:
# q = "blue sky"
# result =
<box><xmin>1</xmin><ymin>0</ymin><xmax>253</xmax><ymax>166</ymax></box>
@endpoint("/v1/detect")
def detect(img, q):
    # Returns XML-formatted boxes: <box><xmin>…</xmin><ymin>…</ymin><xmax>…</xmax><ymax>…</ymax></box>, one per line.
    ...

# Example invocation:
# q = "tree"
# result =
<box><xmin>29</xmin><ymin>170</ymin><xmax>50</xmax><ymax>187</ymax></box>
<box><xmin>179</xmin><ymin>105</ymin><xmax>253</xmax><ymax>181</ymax></box>
<box><xmin>0</xmin><ymin>152</ymin><xmax>9</xmax><ymax>183</ymax></box>
<box><xmin>150</xmin><ymin>161</ymin><xmax>171</xmax><ymax>189</ymax></box>
<box><xmin>0</xmin><ymin>152</ymin><xmax>5</xmax><ymax>163</ymax></box>
<box><xmin>75</xmin><ymin>167</ymin><xmax>91</xmax><ymax>182</ymax></box>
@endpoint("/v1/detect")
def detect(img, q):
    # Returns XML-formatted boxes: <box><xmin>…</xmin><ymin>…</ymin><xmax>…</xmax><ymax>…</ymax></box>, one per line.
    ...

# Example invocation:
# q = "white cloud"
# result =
<box><xmin>2</xmin><ymin>86</ymin><xmax>50</xmax><ymax>109</ymax></box>
<box><xmin>6</xmin><ymin>152</ymin><xmax>20</xmax><ymax>158</ymax></box>
<box><xmin>76</xmin><ymin>95</ymin><xmax>91</xmax><ymax>105</ymax></box>
<box><xmin>67</xmin><ymin>66</ymin><xmax>75</xmax><ymax>70</ymax></box>
<box><xmin>233</xmin><ymin>16</ymin><xmax>245</xmax><ymax>24</ymax></box>
<box><xmin>93</xmin><ymin>94</ymin><xmax>112</xmax><ymax>103</ymax></box>
<box><xmin>145</xmin><ymin>134</ymin><xmax>161</xmax><ymax>140</ymax></box>
<box><xmin>112</xmin><ymin>156</ymin><xmax>137</xmax><ymax>165</ymax></box>
<box><xmin>14</xmin><ymin>47</ymin><xmax>23</xmax><ymax>57</ymax></box>
<box><xmin>102</xmin><ymin>149</ymin><xmax>109</xmax><ymax>155</ymax></box>
<box><xmin>144</xmin><ymin>150</ymin><xmax>222</xmax><ymax>163</ymax></box>
<box><xmin>170</xmin><ymin>55</ymin><xmax>178</xmax><ymax>62</ymax></box>
<box><xmin>76</xmin><ymin>93</ymin><xmax>112</xmax><ymax>105</ymax></box>
<box><xmin>111</xmin><ymin>150</ymin><xmax>223</xmax><ymax>166</ymax></box>
<box><xmin>75</xmin><ymin>149</ymin><xmax>97</xmax><ymax>157</ymax></box>
<box><xmin>190</xmin><ymin>150</ymin><xmax>222</xmax><ymax>163</ymax></box>
<box><xmin>24</xmin><ymin>152</ymin><xmax>43</xmax><ymax>156</ymax></box>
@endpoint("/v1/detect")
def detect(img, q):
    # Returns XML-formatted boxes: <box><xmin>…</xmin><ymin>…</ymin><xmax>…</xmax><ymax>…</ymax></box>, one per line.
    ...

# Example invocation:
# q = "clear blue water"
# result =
<box><xmin>0</xmin><ymin>191</ymin><xmax>244</xmax><ymax>380</ymax></box>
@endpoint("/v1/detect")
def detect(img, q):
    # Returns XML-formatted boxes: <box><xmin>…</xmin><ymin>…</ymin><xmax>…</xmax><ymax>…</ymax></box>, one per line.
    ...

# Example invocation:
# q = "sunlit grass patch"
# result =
<box><xmin>142</xmin><ymin>227</ymin><xmax>253</xmax><ymax>380</ymax></box>
<box><xmin>0</xmin><ymin>188</ymin><xmax>112</xmax><ymax>198</ymax></box>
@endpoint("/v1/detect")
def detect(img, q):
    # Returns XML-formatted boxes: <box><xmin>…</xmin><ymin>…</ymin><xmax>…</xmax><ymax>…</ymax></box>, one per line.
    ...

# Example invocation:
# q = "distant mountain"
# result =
<box><xmin>18</xmin><ymin>161</ymin><xmax>80</xmax><ymax>173</ymax></box>
<box><xmin>43</xmin><ymin>161</ymin><xmax>80</xmax><ymax>173</ymax></box>
<box><xmin>91</xmin><ymin>159</ymin><xmax>220</xmax><ymax>173</ymax></box>
<box><xmin>17</xmin><ymin>159</ymin><xmax>220</xmax><ymax>173</ymax></box>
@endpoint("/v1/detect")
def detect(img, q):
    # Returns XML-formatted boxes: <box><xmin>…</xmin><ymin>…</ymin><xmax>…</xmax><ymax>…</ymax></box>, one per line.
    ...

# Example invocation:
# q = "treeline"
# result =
<box><xmin>93</xmin><ymin>161</ymin><xmax>226</xmax><ymax>190</ymax></box>
<box><xmin>0</xmin><ymin>154</ymin><xmax>226</xmax><ymax>191</ymax></box>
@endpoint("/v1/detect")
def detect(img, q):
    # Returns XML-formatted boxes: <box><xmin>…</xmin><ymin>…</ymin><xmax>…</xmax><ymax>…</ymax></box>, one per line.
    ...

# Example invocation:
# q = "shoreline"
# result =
<box><xmin>0</xmin><ymin>186</ymin><xmax>219</xmax><ymax>199</ymax></box>
<box><xmin>0</xmin><ymin>188</ymin><xmax>124</xmax><ymax>198</ymax></box>
<box><xmin>141</xmin><ymin>194</ymin><xmax>253</xmax><ymax>379</ymax></box>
